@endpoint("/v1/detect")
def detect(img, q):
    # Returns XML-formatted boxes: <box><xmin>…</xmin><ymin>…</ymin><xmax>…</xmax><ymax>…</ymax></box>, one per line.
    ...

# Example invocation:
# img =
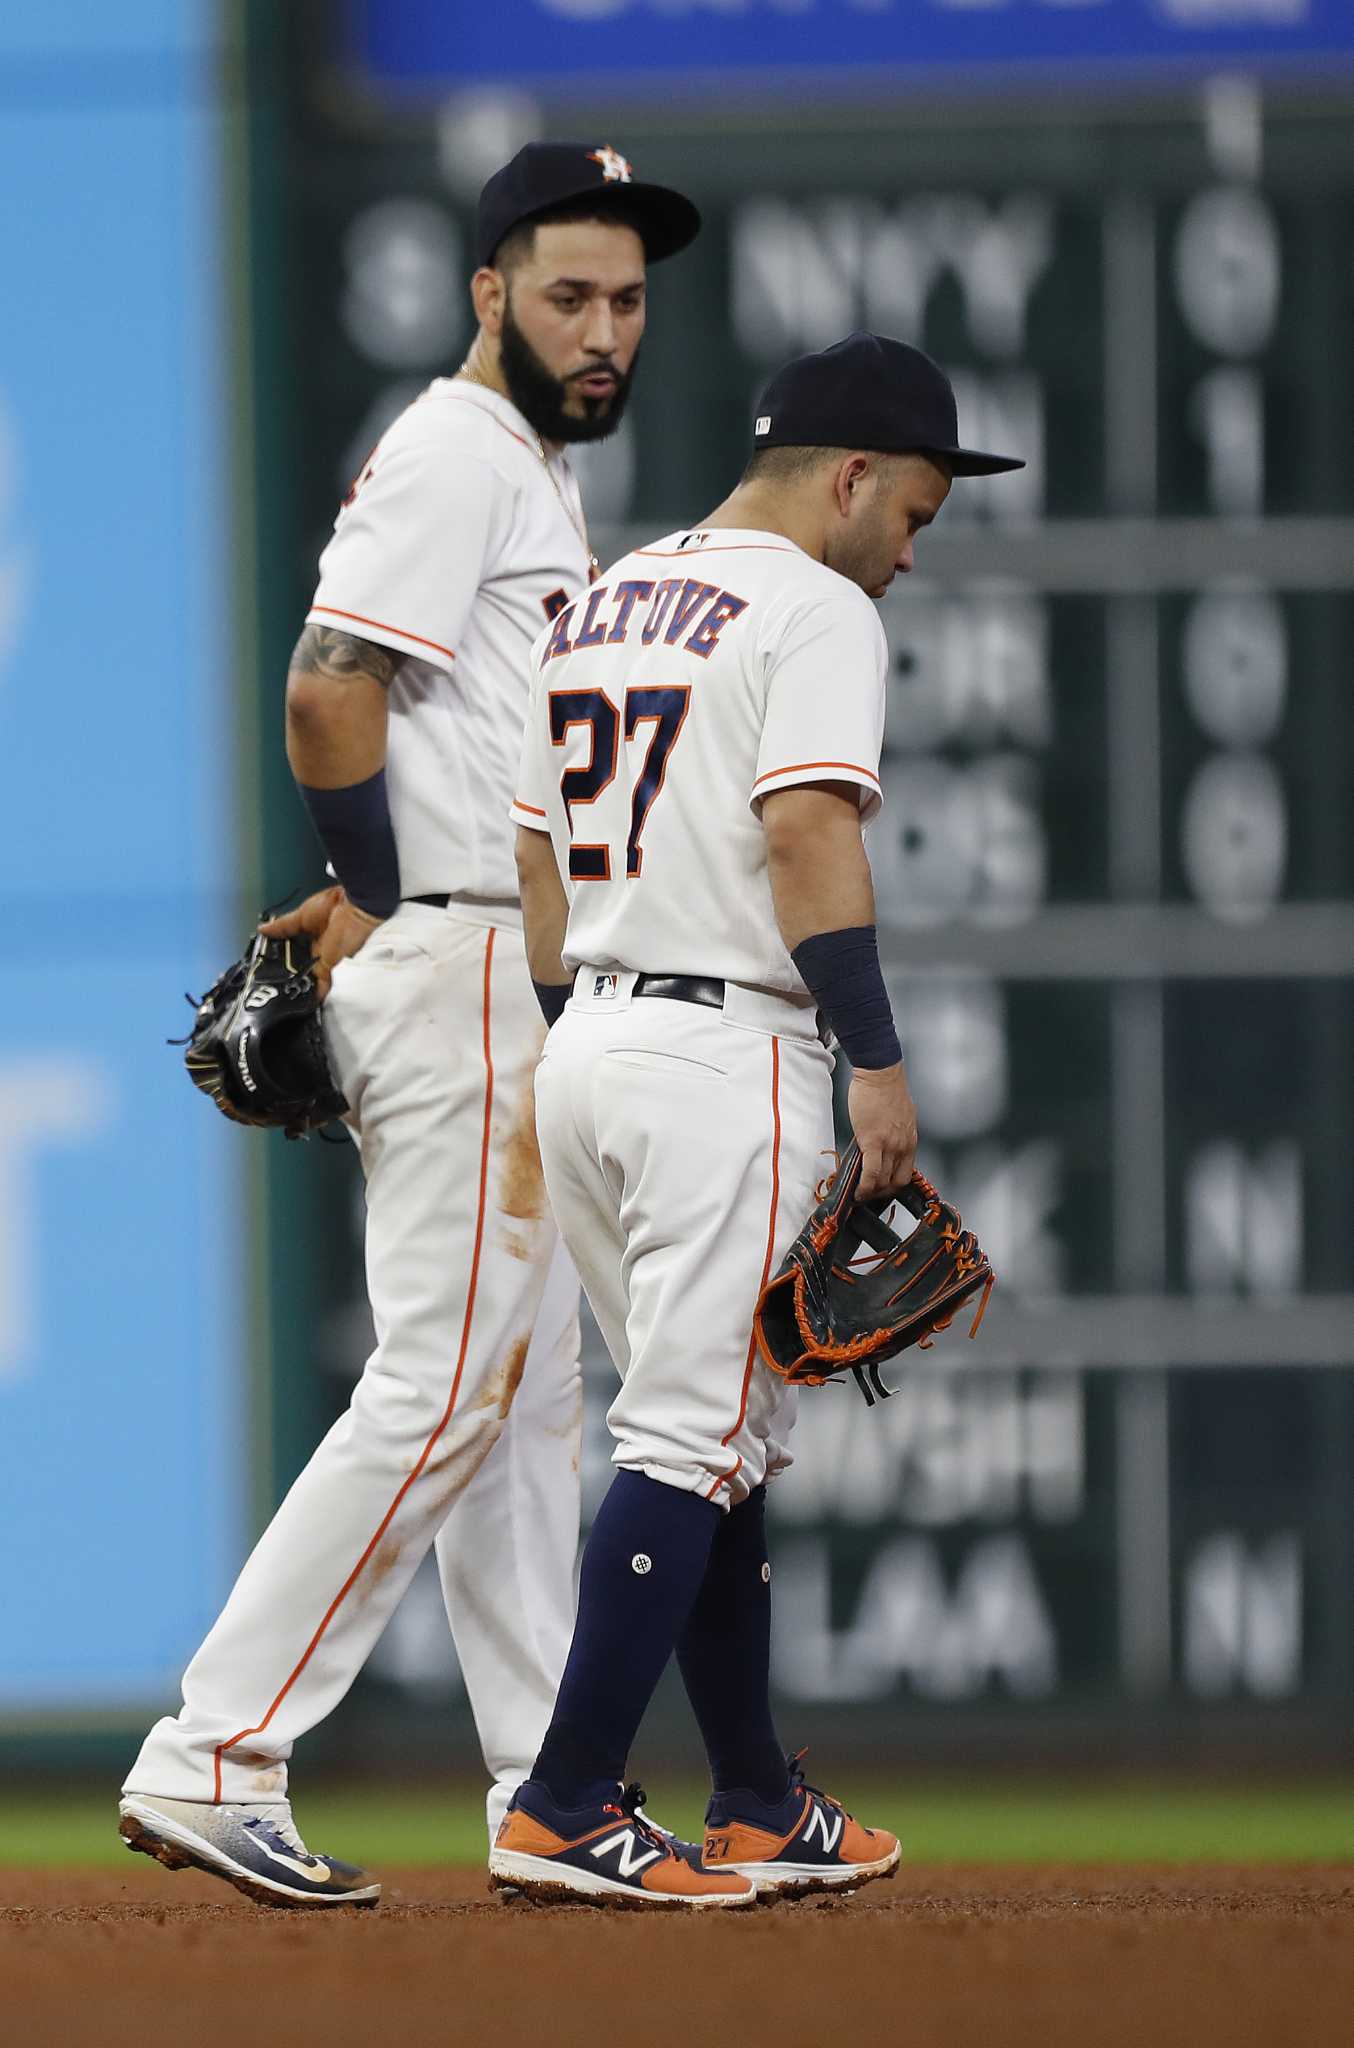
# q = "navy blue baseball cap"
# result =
<box><xmin>753</xmin><ymin>332</ymin><xmax>1025</xmax><ymax>476</ymax></box>
<box><xmin>476</xmin><ymin>142</ymin><xmax>701</xmax><ymax>269</ymax></box>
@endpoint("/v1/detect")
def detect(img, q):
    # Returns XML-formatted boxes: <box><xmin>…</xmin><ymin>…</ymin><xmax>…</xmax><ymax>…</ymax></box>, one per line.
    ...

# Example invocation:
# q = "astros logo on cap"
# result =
<box><xmin>589</xmin><ymin>146</ymin><xmax>633</xmax><ymax>184</ymax></box>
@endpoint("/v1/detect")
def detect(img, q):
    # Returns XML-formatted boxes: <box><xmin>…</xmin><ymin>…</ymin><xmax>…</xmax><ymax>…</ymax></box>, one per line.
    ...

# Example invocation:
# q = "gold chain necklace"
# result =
<box><xmin>457</xmin><ymin>360</ymin><xmax>599</xmax><ymax>580</ymax></box>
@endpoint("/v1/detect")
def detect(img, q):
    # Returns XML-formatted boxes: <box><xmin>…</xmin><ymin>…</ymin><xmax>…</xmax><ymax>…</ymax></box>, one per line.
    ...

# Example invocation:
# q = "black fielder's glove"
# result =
<box><xmin>180</xmin><ymin>930</ymin><xmax>347</xmax><ymax>1140</ymax></box>
<box><xmin>753</xmin><ymin>1140</ymin><xmax>994</xmax><ymax>1406</ymax></box>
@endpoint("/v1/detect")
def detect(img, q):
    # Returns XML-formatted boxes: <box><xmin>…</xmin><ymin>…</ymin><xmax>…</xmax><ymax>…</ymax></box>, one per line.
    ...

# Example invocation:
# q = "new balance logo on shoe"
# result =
<box><xmin>699</xmin><ymin>1761</ymin><xmax>899</xmax><ymax>1897</ymax></box>
<box><xmin>589</xmin><ymin>1827</ymin><xmax>664</xmax><ymax>1878</ymax></box>
<box><xmin>801</xmin><ymin>1803</ymin><xmax>844</xmax><ymax>1855</ymax></box>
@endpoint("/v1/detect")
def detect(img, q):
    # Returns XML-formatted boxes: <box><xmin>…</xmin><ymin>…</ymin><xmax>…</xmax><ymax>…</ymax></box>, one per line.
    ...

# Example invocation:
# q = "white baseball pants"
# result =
<box><xmin>533</xmin><ymin>973</ymin><xmax>836</xmax><ymax>1510</ymax></box>
<box><xmin>126</xmin><ymin>904</ymin><xmax>581</xmax><ymax>1825</ymax></box>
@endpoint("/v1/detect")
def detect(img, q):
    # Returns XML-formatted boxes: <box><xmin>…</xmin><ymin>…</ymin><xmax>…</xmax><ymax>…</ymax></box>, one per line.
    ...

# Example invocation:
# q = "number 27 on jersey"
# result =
<box><xmin>548</xmin><ymin>686</ymin><xmax>691</xmax><ymax>883</ymax></box>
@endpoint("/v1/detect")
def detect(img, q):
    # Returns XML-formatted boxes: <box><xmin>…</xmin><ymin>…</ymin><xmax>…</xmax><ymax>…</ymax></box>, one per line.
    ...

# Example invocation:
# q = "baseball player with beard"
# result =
<box><xmin>117</xmin><ymin>145</ymin><xmax>700</xmax><ymax>1910</ymax></box>
<box><xmin>489</xmin><ymin>334</ymin><xmax>1023</xmax><ymax>1909</ymax></box>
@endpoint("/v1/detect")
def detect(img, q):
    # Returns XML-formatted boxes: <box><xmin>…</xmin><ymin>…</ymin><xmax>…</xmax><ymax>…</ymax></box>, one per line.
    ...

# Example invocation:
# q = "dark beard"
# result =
<box><xmin>499</xmin><ymin>297</ymin><xmax>637</xmax><ymax>444</ymax></box>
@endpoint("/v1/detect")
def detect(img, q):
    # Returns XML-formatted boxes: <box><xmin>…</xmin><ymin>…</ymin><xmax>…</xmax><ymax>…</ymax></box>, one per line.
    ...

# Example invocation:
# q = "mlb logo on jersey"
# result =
<box><xmin>593</xmin><ymin>973</ymin><xmax>619</xmax><ymax>999</ymax></box>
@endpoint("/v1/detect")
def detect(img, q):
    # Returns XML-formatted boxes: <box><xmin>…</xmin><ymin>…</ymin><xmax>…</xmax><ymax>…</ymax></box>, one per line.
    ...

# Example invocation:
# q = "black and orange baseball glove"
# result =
<box><xmin>753</xmin><ymin>1141</ymin><xmax>994</xmax><ymax>1406</ymax></box>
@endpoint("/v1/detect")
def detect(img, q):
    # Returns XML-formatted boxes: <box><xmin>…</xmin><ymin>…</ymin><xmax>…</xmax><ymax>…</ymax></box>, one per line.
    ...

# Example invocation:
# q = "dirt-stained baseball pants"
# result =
<box><xmin>126</xmin><ymin>903</ymin><xmax>582</xmax><ymax>1838</ymax></box>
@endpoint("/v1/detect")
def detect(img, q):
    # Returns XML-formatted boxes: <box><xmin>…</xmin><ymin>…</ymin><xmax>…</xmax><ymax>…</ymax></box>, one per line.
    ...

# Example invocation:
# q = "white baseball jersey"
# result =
<box><xmin>511</xmin><ymin>528</ymin><xmax>888</xmax><ymax>990</ymax></box>
<box><xmin>309</xmin><ymin>379</ymin><xmax>591</xmax><ymax>902</ymax></box>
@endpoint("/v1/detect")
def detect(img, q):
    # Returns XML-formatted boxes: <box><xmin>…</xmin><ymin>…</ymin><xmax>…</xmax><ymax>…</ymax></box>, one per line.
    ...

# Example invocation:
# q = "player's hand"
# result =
<box><xmin>259</xmin><ymin>885</ymin><xmax>384</xmax><ymax>1001</ymax></box>
<box><xmin>847</xmin><ymin>1061</ymin><xmax>919</xmax><ymax>1199</ymax></box>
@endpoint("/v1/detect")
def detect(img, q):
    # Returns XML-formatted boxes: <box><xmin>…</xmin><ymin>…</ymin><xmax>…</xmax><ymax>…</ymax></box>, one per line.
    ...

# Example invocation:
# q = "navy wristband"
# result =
<box><xmin>533</xmin><ymin>979</ymin><xmax>571</xmax><ymax>1027</ymax></box>
<box><xmin>791</xmin><ymin>924</ymin><xmax>902</xmax><ymax>1071</ymax></box>
<box><xmin>297</xmin><ymin>768</ymin><xmax>401</xmax><ymax>919</ymax></box>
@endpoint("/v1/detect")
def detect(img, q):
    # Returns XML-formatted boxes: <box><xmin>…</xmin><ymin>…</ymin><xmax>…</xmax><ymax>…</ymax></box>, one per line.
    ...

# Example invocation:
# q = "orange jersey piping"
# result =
<box><xmin>635</xmin><ymin>543</ymin><xmax>799</xmax><ymax>559</ymax></box>
<box><xmin>752</xmin><ymin>760</ymin><xmax>882</xmax><ymax>792</ymax></box>
<box><xmin>308</xmin><ymin>604</ymin><xmax>456</xmax><ymax>665</ymax></box>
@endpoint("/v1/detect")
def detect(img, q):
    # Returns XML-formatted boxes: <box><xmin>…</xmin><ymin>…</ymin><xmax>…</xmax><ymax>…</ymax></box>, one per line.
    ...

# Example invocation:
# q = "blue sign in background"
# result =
<box><xmin>0</xmin><ymin>0</ymin><xmax>243</xmax><ymax>1713</ymax></box>
<box><xmin>351</xmin><ymin>0</ymin><xmax>1354</xmax><ymax>93</ymax></box>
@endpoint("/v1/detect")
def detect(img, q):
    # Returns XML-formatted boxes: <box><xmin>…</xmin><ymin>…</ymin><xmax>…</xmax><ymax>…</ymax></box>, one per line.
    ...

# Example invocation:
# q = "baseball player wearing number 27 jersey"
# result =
<box><xmin>117</xmin><ymin>145</ymin><xmax>701</xmax><ymax>1911</ymax></box>
<box><xmin>491</xmin><ymin>333</ymin><xmax>1024</xmax><ymax>1909</ymax></box>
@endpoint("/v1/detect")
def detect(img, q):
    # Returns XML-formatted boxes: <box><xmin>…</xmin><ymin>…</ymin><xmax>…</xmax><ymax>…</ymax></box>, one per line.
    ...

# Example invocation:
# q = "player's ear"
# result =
<box><xmin>471</xmin><ymin>265</ymin><xmax>507</xmax><ymax>336</ymax></box>
<box><xmin>833</xmin><ymin>453</ymin><xmax>871</xmax><ymax>519</ymax></box>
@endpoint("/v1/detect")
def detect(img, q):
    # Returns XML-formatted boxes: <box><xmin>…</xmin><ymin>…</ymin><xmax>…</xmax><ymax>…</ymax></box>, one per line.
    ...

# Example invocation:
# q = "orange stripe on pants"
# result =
<box><xmin>706</xmin><ymin>1035</ymin><xmax>782</xmax><ymax>1502</ymax></box>
<box><xmin>211</xmin><ymin>929</ymin><xmax>498</xmax><ymax>1801</ymax></box>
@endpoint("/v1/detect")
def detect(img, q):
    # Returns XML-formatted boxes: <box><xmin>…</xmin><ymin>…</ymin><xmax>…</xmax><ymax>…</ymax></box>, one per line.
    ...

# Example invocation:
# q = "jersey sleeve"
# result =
<box><xmin>751</xmin><ymin>588</ymin><xmax>889</xmax><ymax>821</ymax></box>
<box><xmin>307</xmin><ymin>413</ymin><xmax>517</xmax><ymax>676</ymax></box>
<box><xmin>509</xmin><ymin>625</ymin><xmax>553</xmax><ymax>835</ymax></box>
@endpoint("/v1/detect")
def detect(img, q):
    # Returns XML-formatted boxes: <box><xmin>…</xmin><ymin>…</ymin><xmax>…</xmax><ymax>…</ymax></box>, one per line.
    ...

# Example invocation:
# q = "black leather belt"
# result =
<box><xmin>632</xmin><ymin>974</ymin><xmax>726</xmax><ymax>1009</ymax></box>
<box><xmin>405</xmin><ymin>892</ymin><xmax>518</xmax><ymax>914</ymax></box>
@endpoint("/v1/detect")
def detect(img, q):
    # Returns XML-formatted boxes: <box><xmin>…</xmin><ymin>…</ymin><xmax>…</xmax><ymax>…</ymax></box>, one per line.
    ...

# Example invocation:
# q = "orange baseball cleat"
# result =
<box><xmin>489</xmin><ymin>1780</ymin><xmax>756</xmax><ymax>1909</ymax></box>
<box><xmin>702</xmin><ymin>1753</ymin><xmax>900</xmax><ymax>1896</ymax></box>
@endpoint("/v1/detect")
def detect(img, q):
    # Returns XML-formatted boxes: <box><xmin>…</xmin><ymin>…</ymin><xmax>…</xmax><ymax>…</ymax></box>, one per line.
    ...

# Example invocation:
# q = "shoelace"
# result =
<box><xmin>603</xmin><ymin>1782</ymin><xmax>674</xmax><ymax>1859</ymax></box>
<box><xmin>786</xmin><ymin>1749</ymin><xmax>853</xmax><ymax>1825</ymax></box>
<box><xmin>242</xmin><ymin>1811</ymin><xmax>318</xmax><ymax>1862</ymax></box>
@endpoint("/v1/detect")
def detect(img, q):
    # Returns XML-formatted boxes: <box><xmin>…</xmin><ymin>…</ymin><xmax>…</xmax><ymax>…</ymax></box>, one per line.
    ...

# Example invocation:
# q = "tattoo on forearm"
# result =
<box><xmin>290</xmin><ymin>625</ymin><xmax>401</xmax><ymax>688</ymax></box>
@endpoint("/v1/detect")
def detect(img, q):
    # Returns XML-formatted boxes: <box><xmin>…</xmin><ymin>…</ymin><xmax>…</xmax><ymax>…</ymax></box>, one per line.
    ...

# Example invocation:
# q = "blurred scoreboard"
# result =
<box><xmin>270</xmin><ymin>36</ymin><xmax>1354</xmax><ymax>1738</ymax></box>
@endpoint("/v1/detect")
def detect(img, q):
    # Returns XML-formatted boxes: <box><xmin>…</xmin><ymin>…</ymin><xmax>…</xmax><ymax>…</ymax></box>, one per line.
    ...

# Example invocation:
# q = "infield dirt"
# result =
<box><xmin>5</xmin><ymin>1863</ymin><xmax>1353</xmax><ymax>2047</ymax></box>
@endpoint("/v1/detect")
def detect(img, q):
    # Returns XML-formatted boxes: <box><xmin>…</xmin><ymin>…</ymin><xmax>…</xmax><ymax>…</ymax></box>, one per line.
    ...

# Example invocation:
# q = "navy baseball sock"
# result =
<box><xmin>676</xmin><ymin>1485</ymin><xmax>792</xmax><ymax>1806</ymax></box>
<box><xmin>530</xmin><ymin>1469</ymin><xmax>720</xmax><ymax>1810</ymax></box>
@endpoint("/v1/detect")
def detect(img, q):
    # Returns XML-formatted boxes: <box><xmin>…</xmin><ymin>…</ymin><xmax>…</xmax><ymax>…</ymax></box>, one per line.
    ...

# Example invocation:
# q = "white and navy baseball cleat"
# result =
<box><xmin>701</xmin><ymin>1753</ymin><xmax>900</xmax><ymax>1897</ymax></box>
<box><xmin>117</xmin><ymin>1794</ymin><xmax>381</xmax><ymax>1909</ymax></box>
<box><xmin>489</xmin><ymin>1780</ymin><xmax>756</xmax><ymax>1909</ymax></box>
